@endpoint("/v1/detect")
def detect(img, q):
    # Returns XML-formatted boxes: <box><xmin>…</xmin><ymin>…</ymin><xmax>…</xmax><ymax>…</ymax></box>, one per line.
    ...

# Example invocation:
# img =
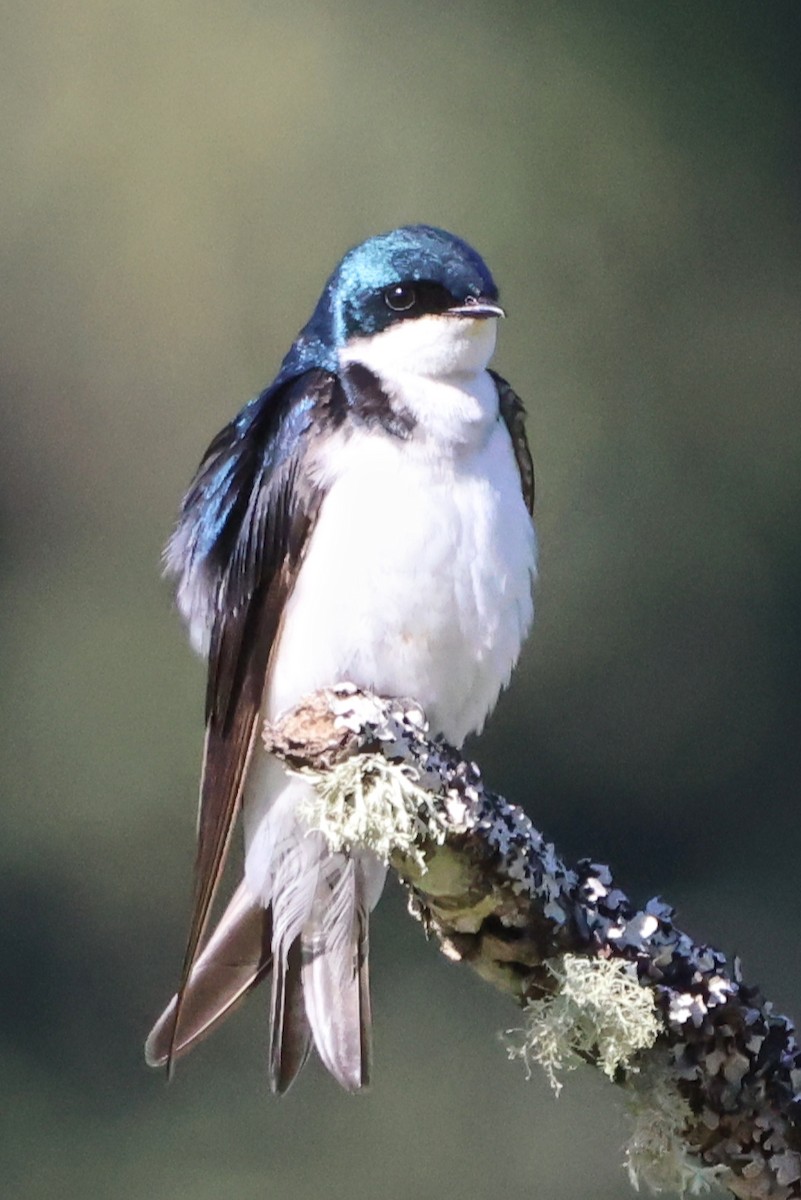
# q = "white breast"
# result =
<box><xmin>265</xmin><ymin>370</ymin><xmax>536</xmax><ymax>747</ymax></box>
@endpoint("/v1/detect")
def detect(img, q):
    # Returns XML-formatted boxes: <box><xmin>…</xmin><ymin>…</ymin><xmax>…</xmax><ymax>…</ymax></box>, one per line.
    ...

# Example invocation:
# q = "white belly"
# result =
<box><xmin>265</xmin><ymin>410</ymin><xmax>536</xmax><ymax>746</ymax></box>
<box><xmin>244</xmin><ymin>367</ymin><xmax>536</xmax><ymax>904</ymax></box>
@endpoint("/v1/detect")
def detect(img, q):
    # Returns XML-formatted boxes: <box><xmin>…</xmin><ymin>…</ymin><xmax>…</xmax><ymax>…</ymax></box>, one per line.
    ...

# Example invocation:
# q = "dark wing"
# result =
<box><xmin>145</xmin><ymin>882</ymin><xmax>272</xmax><ymax>1067</ymax></box>
<box><xmin>490</xmin><ymin>370</ymin><xmax>535</xmax><ymax>515</ymax></box>
<box><xmin>162</xmin><ymin>368</ymin><xmax>336</xmax><ymax>1072</ymax></box>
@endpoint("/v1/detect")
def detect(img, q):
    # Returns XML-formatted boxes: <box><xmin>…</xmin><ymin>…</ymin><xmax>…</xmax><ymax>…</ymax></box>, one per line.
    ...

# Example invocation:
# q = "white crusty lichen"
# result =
<box><xmin>624</xmin><ymin>1065</ymin><xmax>730</xmax><ymax>1195</ymax></box>
<box><xmin>297</xmin><ymin>753</ymin><xmax>446</xmax><ymax>868</ymax></box>
<box><xmin>506</xmin><ymin>954</ymin><xmax>660</xmax><ymax>1095</ymax></box>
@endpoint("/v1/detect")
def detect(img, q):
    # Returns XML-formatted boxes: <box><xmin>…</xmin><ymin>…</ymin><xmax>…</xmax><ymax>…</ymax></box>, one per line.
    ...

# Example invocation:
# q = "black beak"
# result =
<box><xmin>446</xmin><ymin>296</ymin><xmax>506</xmax><ymax>320</ymax></box>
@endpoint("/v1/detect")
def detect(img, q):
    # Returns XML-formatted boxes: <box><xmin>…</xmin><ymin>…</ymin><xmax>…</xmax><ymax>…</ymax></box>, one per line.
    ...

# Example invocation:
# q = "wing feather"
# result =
<box><xmin>161</xmin><ymin>370</ymin><xmax>335</xmax><ymax>1072</ymax></box>
<box><xmin>491</xmin><ymin>370</ymin><xmax>535</xmax><ymax>515</ymax></box>
<box><xmin>145</xmin><ymin>881</ymin><xmax>272</xmax><ymax>1067</ymax></box>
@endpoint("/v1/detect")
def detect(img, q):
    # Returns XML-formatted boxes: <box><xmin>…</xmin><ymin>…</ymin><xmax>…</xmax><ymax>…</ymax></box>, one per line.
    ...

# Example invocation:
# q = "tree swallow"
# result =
<box><xmin>145</xmin><ymin>224</ymin><xmax>537</xmax><ymax>1092</ymax></box>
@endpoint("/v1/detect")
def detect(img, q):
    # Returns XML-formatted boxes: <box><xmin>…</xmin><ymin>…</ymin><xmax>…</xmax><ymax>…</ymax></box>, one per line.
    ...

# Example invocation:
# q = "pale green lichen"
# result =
<box><xmin>297</xmin><ymin>754</ymin><xmax>445</xmax><ymax>868</ymax></box>
<box><xmin>506</xmin><ymin>954</ymin><xmax>660</xmax><ymax>1095</ymax></box>
<box><xmin>624</xmin><ymin>1066</ymin><xmax>729</xmax><ymax>1195</ymax></box>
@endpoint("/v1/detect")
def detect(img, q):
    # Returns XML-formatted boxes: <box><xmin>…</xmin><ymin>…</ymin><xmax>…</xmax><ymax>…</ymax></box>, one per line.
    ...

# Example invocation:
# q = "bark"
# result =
<box><xmin>265</xmin><ymin>685</ymin><xmax>801</xmax><ymax>1199</ymax></box>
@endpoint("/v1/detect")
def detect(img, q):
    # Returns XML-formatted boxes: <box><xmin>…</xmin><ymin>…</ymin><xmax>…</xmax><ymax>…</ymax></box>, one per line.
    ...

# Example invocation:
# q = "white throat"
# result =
<box><xmin>339</xmin><ymin>315</ymin><xmax>500</xmax><ymax>449</ymax></box>
<box><xmin>341</xmin><ymin>313</ymin><xmax>498</xmax><ymax>379</ymax></box>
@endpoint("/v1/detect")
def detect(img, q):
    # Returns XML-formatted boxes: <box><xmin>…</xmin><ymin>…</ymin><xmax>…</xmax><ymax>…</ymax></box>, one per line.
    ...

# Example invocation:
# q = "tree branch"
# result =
<box><xmin>264</xmin><ymin>685</ymin><xmax>801</xmax><ymax>1199</ymax></box>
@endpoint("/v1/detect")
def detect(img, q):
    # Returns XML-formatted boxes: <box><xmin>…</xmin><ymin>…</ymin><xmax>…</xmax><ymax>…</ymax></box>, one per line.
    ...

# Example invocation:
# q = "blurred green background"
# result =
<box><xmin>2</xmin><ymin>2</ymin><xmax>800</xmax><ymax>1197</ymax></box>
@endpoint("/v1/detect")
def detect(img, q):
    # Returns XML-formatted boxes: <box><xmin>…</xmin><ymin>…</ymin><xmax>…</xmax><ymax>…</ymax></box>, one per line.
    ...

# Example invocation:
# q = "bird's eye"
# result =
<box><xmin>383</xmin><ymin>284</ymin><xmax>417</xmax><ymax>312</ymax></box>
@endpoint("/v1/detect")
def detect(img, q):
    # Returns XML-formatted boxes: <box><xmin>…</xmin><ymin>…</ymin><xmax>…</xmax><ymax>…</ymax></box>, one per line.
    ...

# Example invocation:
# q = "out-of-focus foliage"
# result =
<box><xmin>2</xmin><ymin>3</ymin><xmax>799</xmax><ymax>1197</ymax></box>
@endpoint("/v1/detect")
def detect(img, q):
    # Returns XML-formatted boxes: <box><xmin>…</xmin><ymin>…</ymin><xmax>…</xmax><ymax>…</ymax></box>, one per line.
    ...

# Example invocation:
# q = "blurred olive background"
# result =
<box><xmin>2</xmin><ymin>2</ymin><xmax>800</xmax><ymax>1197</ymax></box>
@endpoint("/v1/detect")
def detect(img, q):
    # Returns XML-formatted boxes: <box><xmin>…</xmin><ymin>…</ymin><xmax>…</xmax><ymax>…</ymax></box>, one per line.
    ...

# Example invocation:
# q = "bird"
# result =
<box><xmin>145</xmin><ymin>224</ymin><xmax>537</xmax><ymax>1094</ymax></box>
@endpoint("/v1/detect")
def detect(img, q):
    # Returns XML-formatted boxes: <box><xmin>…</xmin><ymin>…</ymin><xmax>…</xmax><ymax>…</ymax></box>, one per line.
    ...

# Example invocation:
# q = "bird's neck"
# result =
<box><xmin>339</xmin><ymin>316</ymin><xmax>499</xmax><ymax>451</ymax></box>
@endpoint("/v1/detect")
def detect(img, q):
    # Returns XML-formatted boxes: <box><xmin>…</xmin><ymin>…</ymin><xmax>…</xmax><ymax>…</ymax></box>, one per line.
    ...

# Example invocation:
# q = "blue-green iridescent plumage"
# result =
<box><xmin>282</xmin><ymin>223</ymin><xmax>499</xmax><ymax>372</ymax></box>
<box><xmin>172</xmin><ymin>225</ymin><xmax>500</xmax><ymax>635</ymax></box>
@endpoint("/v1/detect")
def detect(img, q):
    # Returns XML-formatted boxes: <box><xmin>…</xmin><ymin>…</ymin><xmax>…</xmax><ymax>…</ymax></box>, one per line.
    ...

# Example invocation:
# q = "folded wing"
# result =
<box><xmin>156</xmin><ymin>370</ymin><xmax>336</xmax><ymax>1074</ymax></box>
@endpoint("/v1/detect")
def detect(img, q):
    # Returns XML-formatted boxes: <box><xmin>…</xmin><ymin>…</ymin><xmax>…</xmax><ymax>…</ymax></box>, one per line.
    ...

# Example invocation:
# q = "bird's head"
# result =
<box><xmin>297</xmin><ymin>225</ymin><xmax>504</xmax><ymax>379</ymax></box>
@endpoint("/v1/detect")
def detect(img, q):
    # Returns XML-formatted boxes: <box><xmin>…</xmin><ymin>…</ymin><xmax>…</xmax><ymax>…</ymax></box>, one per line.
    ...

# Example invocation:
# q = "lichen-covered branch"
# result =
<box><xmin>264</xmin><ymin>685</ymin><xmax>801</xmax><ymax>1199</ymax></box>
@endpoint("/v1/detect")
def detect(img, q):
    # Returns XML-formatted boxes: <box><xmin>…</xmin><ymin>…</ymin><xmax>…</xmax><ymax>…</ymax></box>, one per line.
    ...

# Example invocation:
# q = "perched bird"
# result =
<box><xmin>145</xmin><ymin>224</ymin><xmax>537</xmax><ymax>1093</ymax></box>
